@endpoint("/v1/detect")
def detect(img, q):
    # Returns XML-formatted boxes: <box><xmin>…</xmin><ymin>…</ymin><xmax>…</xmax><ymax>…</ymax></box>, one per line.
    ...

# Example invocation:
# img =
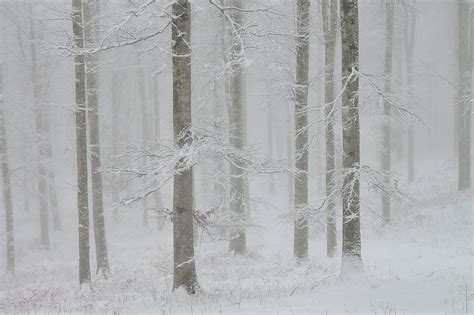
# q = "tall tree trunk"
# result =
<box><xmin>137</xmin><ymin>52</ymin><xmax>150</xmax><ymax>227</ymax></box>
<box><xmin>0</xmin><ymin>63</ymin><xmax>15</xmax><ymax>274</ymax></box>
<box><xmin>266</xmin><ymin>77</ymin><xmax>275</xmax><ymax>193</ymax></box>
<box><xmin>293</xmin><ymin>0</ymin><xmax>310</xmax><ymax>259</ymax></box>
<box><xmin>340</xmin><ymin>0</ymin><xmax>363</xmax><ymax>275</ymax></box>
<box><xmin>228</xmin><ymin>0</ymin><xmax>247</xmax><ymax>255</ymax></box>
<box><xmin>322</xmin><ymin>0</ymin><xmax>338</xmax><ymax>257</ymax></box>
<box><xmin>172</xmin><ymin>0</ymin><xmax>199</xmax><ymax>294</ymax></box>
<box><xmin>152</xmin><ymin>70</ymin><xmax>164</xmax><ymax>230</ymax></box>
<box><xmin>404</xmin><ymin>1</ymin><xmax>416</xmax><ymax>184</ymax></box>
<box><xmin>72</xmin><ymin>0</ymin><xmax>91</xmax><ymax>287</ymax></box>
<box><xmin>382</xmin><ymin>0</ymin><xmax>394</xmax><ymax>223</ymax></box>
<box><xmin>84</xmin><ymin>0</ymin><xmax>110</xmax><ymax>277</ymax></box>
<box><xmin>458</xmin><ymin>0</ymin><xmax>472</xmax><ymax>191</ymax></box>
<box><xmin>28</xmin><ymin>6</ymin><xmax>49</xmax><ymax>249</ymax></box>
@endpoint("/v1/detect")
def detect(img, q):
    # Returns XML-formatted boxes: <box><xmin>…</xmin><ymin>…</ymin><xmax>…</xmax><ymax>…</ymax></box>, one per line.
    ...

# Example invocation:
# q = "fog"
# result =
<box><xmin>0</xmin><ymin>0</ymin><xmax>472</xmax><ymax>313</ymax></box>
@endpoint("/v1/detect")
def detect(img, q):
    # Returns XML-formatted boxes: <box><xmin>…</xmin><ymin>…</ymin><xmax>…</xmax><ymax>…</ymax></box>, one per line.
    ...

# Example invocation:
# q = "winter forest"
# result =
<box><xmin>0</xmin><ymin>0</ymin><xmax>472</xmax><ymax>313</ymax></box>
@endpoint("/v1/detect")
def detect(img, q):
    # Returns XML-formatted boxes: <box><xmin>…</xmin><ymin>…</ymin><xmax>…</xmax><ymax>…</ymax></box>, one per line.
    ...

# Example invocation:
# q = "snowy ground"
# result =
<box><xmin>1</xmin><ymin>160</ymin><xmax>472</xmax><ymax>314</ymax></box>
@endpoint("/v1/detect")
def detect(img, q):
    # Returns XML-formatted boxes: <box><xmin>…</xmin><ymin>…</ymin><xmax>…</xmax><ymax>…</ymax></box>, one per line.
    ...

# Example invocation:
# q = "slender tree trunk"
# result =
<box><xmin>172</xmin><ymin>0</ymin><xmax>199</xmax><ymax>294</ymax></box>
<box><xmin>458</xmin><ymin>0</ymin><xmax>472</xmax><ymax>191</ymax></box>
<box><xmin>293</xmin><ymin>0</ymin><xmax>310</xmax><ymax>259</ymax></box>
<box><xmin>28</xmin><ymin>6</ymin><xmax>49</xmax><ymax>249</ymax></box>
<box><xmin>228</xmin><ymin>0</ymin><xmax>247</xmax><ymax>255</ymax></box>
<box><xmin>84</xmin><ymin>0</ymin><xmax>110</xmax><ymax>277</ymax></box>
<box><xmin>382</xmin><ymin>0</ymin><xmax>394</xmax><ymax>223</ymax></box>
<box><xmin>136</xmin><ymin>52</ymin><xmax>150</xmax><ymax>227</ymax></box>
<box><xmin>322</xmin><ymin>0</ymin><xmax>338</xmax><ymax>257</ymax></box>
<box><xmin>266</xmin><ymin>78</ymin><xmax>275</xmax><ymax>193</ymax></box>
<box><xmin>152</xmin><ymin>70</ymin><xmax>164</xmax><ymax>230</ymax></box>
<box><xmin>0</xmin><ymin>63</ymin><xmax>15</xmax><ymax>274</ymax></box>
<box><xmin>404</xmin><ymin>2</ymin><xmax>416</xmax><ymax>184</ymax></box>
<box><xmin>72</xmin><ymin>0</ymin><xmax>91</xmax><ymax>287</ymax></box>
<box><xmin>340</xmin><ymin>0</ymin><xmax>363</xmax><ymax>275</ymax></box>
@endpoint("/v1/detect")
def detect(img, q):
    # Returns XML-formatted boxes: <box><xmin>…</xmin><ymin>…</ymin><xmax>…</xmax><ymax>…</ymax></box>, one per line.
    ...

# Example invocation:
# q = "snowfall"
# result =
<box><xmin>0</xmin><ymin>158</ymin><xmax>472</xmax><ymax>314</ymax></box>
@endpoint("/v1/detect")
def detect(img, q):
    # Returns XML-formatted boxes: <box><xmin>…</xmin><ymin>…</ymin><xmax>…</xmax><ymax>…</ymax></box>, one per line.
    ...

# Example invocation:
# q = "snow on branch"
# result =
<box><xmin>105</xmin><ymin>125</ymin><xmax>300</xmax><ymax>209</ymax></box>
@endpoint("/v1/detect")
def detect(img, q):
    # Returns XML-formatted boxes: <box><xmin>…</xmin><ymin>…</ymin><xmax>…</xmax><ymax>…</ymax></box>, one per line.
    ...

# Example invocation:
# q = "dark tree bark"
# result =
<box><xmin>172</xmin><ymin>0</ymin><xmax>199</xmax><ymax>294</ymax></box>
<box><xmin>340</xmin><ymin>0</ymin><xmax>363</xmax><ymax>275</ymax></box>
<box><xmin>294</xmin><ymin>0</ymin><xmax>310</xmax><ymax>259</ymax></box>
<box><xmin>72</xmin><ymin>0</ymin><xmax>91</xmax><ymax>287</ymax></box>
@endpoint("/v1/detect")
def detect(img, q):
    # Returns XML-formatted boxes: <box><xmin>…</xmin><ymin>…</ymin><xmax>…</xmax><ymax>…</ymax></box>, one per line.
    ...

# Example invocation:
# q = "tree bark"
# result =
<box><xmin>172</xmin><ymin>0</ymin><xmax>199</xmax><ymax>294</ymax></box>
<box><xmin>340</xmin><ymin>0</ymin><xmax>363</xmax><ymax>275</ymax></box>
<box><xmin>28</xmin><ymin>6</ymin><xmax>50</xmax><ymax>249</ymax></box>
<box><xmin>136</xmin><ymin>51</ymin><xmax>150</xmax><ymax>227</ymax></box>
<box><xmin>458</xmin><ymin>0</ymin><xmax>472</xmax><ymax>191</ymax></box>
<box><xmin>84</xmin><ymin>0</ymin><xmax>110</xmax><ymax>277</ymax></box>
<box><xmin>0</xmin><ymin>63</ymin><xmax>15</xmax><ymax>274</ymax></box>
<box><xmin>382</xmin><ymin>0</ymin><xmax>394</xmax><ymax>223</ymax></box>
<box><xmin>294</xmin><ymin>0</ymin><xmax>310</xmax><ymax>259</ymax></box>
<box><xmin>322</xmin><ymin>0</ymin><xmax>338</xmax><ymax>257</ymax></box>
<box><xmin>72</xmin><ymin>0</ymin><xmax>91</xmax><ymax>287</ymax></box>
<box><xmin>404</xmin><ymin>1</ymin><xmax>416</xmax><ymax>184</ymax></box>
<box><xmin>152</xmin><ymin>69</ymin><xmax>164</xmax><ymax>230</ymax></box>
<box><xmin>228</xmin><ymin>0</ymin><xmax>247</xmax><ymax>255</ymax></box>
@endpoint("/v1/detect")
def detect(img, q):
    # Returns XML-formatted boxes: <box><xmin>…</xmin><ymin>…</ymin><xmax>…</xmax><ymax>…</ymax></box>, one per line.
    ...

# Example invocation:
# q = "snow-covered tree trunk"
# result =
<box><xmin>172</xmin><ymin>0</ymin><xmax>199</xmax><ymax>294</ymax></box>
<box><xmin>72</xmin><ymin>0</ymin><xmax>91</xmax><ymax>287</ymax></box>
<box><xmin>382</xmin><ymin>0</ymin><xmax>394</xmax><ymax>223</ymax></box>
<box><xmin>322</xmin><ymin>0</ymin><xmax>338</xmax><ymax>257</ymax></box>
<box><xmin>84</xmin><ymin>0</ymin><xmax>110</xmax><ymax>277</ymax></box>
<box><xmin>228</xmin><ymin>0</ymin><xmax>247</xmax><ymax>255</ymax></box>
<box><xmin>457</xmin><ymin>0</ymin><xmax>472</xmax><ymax>191</ymax></box>
<box><xmin>404</xmin><ymin>2</ymin><xmax>416</xmax><ymax>184</ymax></box>
<box><xmin>340</xmin><ymin>0</ymin><xmax>363</xmax><ymax>275</ymax></box>
<box><xmin>0</xmin><ymin>62</ymin><xmax>15</xmax><ymax>274</ymax></box>
<box><xmin>293</xmin><ymin>0</ymin><xmax>310</xmax><ymax>259</ymax></box>
<box><xmin>28</xmin><ymin>6</ymin><xmax>49</xmax><ymax>249</ymax></box>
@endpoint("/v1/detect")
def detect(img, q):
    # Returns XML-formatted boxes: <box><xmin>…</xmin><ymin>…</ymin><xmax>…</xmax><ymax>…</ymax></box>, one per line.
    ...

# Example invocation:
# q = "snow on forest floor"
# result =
<box><xmin>1</xmin><ymin>161</ymin><xmax>473</xmax><ymax>314</ymax></box>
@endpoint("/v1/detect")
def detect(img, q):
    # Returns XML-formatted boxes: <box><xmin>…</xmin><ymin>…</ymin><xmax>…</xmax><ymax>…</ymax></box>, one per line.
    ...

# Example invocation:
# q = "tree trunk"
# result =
<box><xmin>266</xmin><ymin>77</ymin><xmax>275</xmax><ymax>193</ymax></box>
<box><xmin>0</xmin><ymin>63</ymin><xmax>15</xmax><ymax>274</ymax></box>
<box><xmin>382</xmin><ymin>0</ymin><xmax>394</xmax><ymax>223</ymax></box>
<box><xmin>228</xmin><ymin>0</ymin><xmax>247</xmax><ymax>255</ymax></box>
<box><xmin>72</xmin><ymin>0</ymin><xmax>91</xmax><ymax>287</ymax></box>
<box><xmin>404</xmin><ymin>2</ymin><xmax>416</xmax><ymax>184</ymax></box>
<box><xmin>294</xmin><ymin>0</ymin><xmax>310</xmax><ymax>259</ymax></box>
<box><xmin>322</xmin><ymin>0</ymin><xmax>338</xmax><ymax>257</ymax></box>
<box><xmin>340</xmin><ymin>0</ymin><xmax>363</xmax><ymax>275</ymax></box>
<box><xmin>84</xmin><ymin>0</ymin><xmax>110</xmax><ymax>277</ymax></box>
<box><xmin>458</xmin><ymin>0</ymin><xmax>472</xmax><ymax>191</ymax></box>
<box><xmin>172</xmin><ymin>0</ymin><xmax>199</xmax><ymax>294</ymax></box>
<box><xmin>152</xmin><ymin>69</ymin><xmax>164</xmax><ymax>230</ymax></box>
<box><xmin>136</xmin><ymin>51</ymin><xmax>150</xmax><ymax>227</ymax></box>
<box><xmin>28</xmin><ymin>6</ymin><xmax>50</xmax><ymax>249</ymax></box>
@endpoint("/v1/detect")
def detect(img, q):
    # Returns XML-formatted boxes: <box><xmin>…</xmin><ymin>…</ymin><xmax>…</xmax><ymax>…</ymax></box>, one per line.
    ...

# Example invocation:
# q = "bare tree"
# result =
<box><xmin>340</xmin><ymin>0</ymin><xmax>363</xmax><ymax>275</ymax></box>
<box><xmin>457</xmin><ymin>0</ymin><xmax>472</xmax><ymax>191</ymax></box>
<box><xmin>294</xmin><ymin>0</ymin><xmax>310</xmax><ymax>259</ymax></box>
<box><xmin>172</xmin><ymin>0</ymin><xmax>199</xmax><ymax>294</ymax></box>
<box><xmin>228</xmin><ymin>0</ymin><xmax>247</xmax><ymax>255</ymax></box>
<box><xmin>28</xmin><ymin>5</ymin><xmax>50</xmax><ymax>248</ymax></box>
<box><xmin>321</xmin><ymin>0</ymin><xmax>338</xmax><ymax>257</ymax></box>
<box><xmin>72</xmin><ymin>0</ymin><xmax>91</xmax><ymax>287</ymax></box>
<box><xmin>0</xmin><ymin>62</ymin><xmax>15</xmax><ymax>274</ymax></box>
<box><xmin>84</xmin><ymin>0</ymin><xmax>110</xmax><ymax>277</ymax></box>
<box><xmin>404</xmin><ymin>0</ymin><xmax>417</xmax><ymax>184</ymax></box>
<box><xmin>382</xmin><ymin>0</ymin><xmax>395</xmax><ymax>223</ymax></box>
